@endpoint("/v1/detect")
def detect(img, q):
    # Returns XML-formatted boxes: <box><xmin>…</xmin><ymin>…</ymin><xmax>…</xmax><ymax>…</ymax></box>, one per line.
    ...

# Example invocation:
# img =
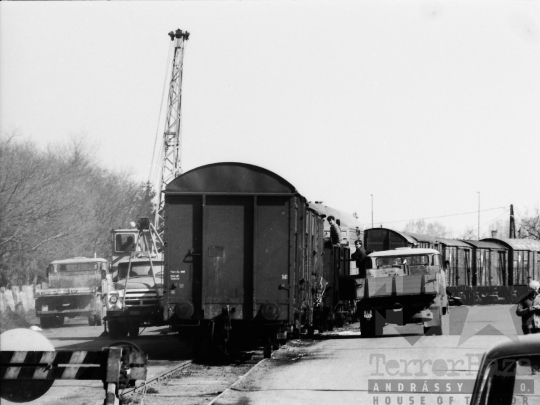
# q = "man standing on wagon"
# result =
<box><xmin>327</xmin><ymin>216</ymin><xmax>341</xmax><ymax>245</ymax></box>
<box><xmin>351</xmin><ymin>240</ymin><xmax>367</xmax><ymax>278</ymax></box>
<box><xmin>516</xmin><ymin>280</ymin><xmax>540</xmax><ymax>335</ymax></box>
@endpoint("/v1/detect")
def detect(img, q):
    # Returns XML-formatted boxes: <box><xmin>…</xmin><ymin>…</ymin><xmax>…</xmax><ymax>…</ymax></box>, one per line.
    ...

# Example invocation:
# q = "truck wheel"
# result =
<box><xmin>39</xmin><ymin>317</ymin><xmax>52</xmax><ymax>329</ymax></box>
<box><xmin>88</xmin><ymin>315</ymin><xmax>95</xmax><ymax>326</ymax></box>
<box><xmin>424</xmin><ymin>309</ymin><xmax>448</xmax><ymax>336</ymax></box>
<box><xmin>117</xmin><ymin>323</ymin><xmax>128</xmax><ymax>338</ymax></box>
<box><xmin>424</xmin><ymin>325</ymin><xmax>441</xmax><ymax>335</ymax></box>
<box><xmin>263</xmin><ymin>337</ymin><xmax>272</xmax><ymax>359</ymax></box>
<box><xmin>360</xmin><ymin>317</ymin><xmax>374</xmax><ymax>338</ymax></box>
<box><xmin>54</xmin><ymin>316</ymin><xmax>65</xmax><ymax>327</ymax></box>
<box><xmin>109</xmin><ymin>320</ymin><xmax>120</xmax><ymax>339</ymax></box>
<box><xmin>128</xmin><ymin>322</ymin><xmax>140</xmax><ymax>338</ymax></box>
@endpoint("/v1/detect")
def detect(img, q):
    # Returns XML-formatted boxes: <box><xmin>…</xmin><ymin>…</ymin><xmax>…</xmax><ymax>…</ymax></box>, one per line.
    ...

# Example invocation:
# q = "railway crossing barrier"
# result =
<box><xmin>0</xmin><ymin>344</ymin><xmax>147</xmax><ymax>405</ymax></box>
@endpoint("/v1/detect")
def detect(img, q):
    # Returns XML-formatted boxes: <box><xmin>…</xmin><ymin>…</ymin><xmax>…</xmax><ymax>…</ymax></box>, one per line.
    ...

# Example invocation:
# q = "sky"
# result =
<box><xmin>1</xmin><ymin>1</ymin><xmax>539</xmax><ymax>238</ymax></box>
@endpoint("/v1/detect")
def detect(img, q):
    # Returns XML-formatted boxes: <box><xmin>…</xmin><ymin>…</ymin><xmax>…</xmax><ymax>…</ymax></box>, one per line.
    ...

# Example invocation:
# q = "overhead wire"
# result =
<box><xmin>480</xmin><ymin>207</ymin><xmax>509</xmax><ymax>229</ymax></box>
<box><xmin>147</xmin><ymin>41</ymin><xmax>174</xmax><ymax>189</ymax></box>
<box><xmin>360</xmin><ymin>205</ymin><xmax>508</xmax><ymax>227</ymax></box>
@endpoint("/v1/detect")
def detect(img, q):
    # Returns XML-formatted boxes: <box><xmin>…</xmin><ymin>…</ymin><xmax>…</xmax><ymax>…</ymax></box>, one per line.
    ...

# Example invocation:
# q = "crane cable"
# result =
<box><xmin>148</xmin><ymin>40</ymin><xmax>175</xmax><ymax>189</ymax></box>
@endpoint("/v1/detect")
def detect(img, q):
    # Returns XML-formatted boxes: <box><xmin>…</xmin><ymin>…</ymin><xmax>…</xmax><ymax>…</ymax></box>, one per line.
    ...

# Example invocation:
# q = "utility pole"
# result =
<box><xmin>509</xmin><ymin>204</ymin><xmax>516</xmax><ymax>238</ymax></box>
<box><xmin>155</xmin><ymin>29</ymin><xmax>190</xmax><ymax>236</ymax></box>
<box><xmin>477</xmin><ymin>192</ymin><xmax>480</xmax><ymax>240</ymax></box>
<box><xmin>371</xmin><ymin>194</ymin><xmax>373</xmax><ymax>229</ymax></box>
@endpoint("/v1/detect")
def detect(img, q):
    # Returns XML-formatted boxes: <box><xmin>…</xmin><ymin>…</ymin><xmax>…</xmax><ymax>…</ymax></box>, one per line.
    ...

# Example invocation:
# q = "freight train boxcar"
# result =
<box><xmin>163</xmin><ymin>163</ymin><xmax>325</xmax><ymax>357</ymax></box>
<box><xmin>436</xmin><ymin>238</ymin><xmax>473</xmax><ymax>302</ymax></box>
<box><xmin>364</xmin><ymin>228</ymin><xmax>418</xmax><ymax>254</ymax></box>
<box><xmin>461</xmin><ymin>240</ymin><xmax>508</xmax><ymax>304</ymax></box>
<box><xmin>482</xmin><ymin>237</ymin><xmax>540</xmax><ymax>303</ymax></box>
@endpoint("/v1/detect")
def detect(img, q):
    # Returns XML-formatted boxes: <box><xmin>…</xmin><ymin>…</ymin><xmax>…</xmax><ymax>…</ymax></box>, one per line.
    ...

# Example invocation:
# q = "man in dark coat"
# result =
<box><xmin>327</xmin><ymin>216</ymin><xmax>341</xmax><ymax>245</ymax></box>
<box><xmin>516</xmin><ymin>280</ymin><xmax>540</xmax><ymax>335</ymax></box>
<box><xmin>351</xmin><ymin>240</ymin><xmax>367</xmax><ymax>278</ymax></box>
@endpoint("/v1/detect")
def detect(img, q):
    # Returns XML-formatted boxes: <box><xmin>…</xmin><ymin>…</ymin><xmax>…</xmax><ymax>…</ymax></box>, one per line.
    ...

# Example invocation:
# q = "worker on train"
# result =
<box><xmin>327</xmin><ymin>216</ymin><xmax>341</xmax><ymax>245</ymax></box>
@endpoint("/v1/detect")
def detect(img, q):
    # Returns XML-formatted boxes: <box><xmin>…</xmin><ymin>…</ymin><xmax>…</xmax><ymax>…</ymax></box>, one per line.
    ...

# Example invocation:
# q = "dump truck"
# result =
<box><xmin>104</xmin><ymin>218</ymin><xmax>165</xmax><ymax>338</ymax></box>
<box><xmin>35</xmin><ymin>257</ymin><xmax>109</xmax><ymax>328</ymax></box>
<box><xmin>356</xmin><ymin>248</ymin><xmax>449</xmax><ymax>337</ymax></box>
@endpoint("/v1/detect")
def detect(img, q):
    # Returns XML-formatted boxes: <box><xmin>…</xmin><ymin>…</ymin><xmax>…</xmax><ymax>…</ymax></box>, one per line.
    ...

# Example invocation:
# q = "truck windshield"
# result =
<box><xmin>115</xmin><ymin>233</ymin><xmax>137</xmax><ymax>253</ymax></box>
<box><xmin>376</xmin><ymin>255</ymin><xmax>429</xmax><ymax>268</ymax></box>
<box><xmin>118</xmin><ymin>262</ymin><xmax>164</xmax><ymax>279</ymax></box>
<box><xmin>57</xmin><ymin>263</ymin><xmax>99</xmax><ymax>272</ymax></box>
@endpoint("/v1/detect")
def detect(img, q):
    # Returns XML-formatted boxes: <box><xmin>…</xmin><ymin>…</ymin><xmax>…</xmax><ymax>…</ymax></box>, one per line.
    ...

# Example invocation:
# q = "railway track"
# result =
<box><xmin>120</xmin><ymin>350</ymin><xmax>266</xmax><ymax>405</ymax></box>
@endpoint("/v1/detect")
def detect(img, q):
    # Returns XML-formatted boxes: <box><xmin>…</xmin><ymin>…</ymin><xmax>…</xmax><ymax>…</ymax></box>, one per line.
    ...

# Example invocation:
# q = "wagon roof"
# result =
<box><xmin>165</xmin><ymin>162</ymin><xmax>299</xmax><ymax>195</ymax></box>
<box><xmin>436</xmin><ymin>238</ymin><xmax>472</xmax><ymax>248</ymax></box>
<box><xmin>308</xmin><ymin>203</ymin><xmax>362</xmax><ymax>230</ymax></box>
<box><xmin>461</xmin><ymin>240</ymin><xmax>507</xmax><ymax>250</ymax></box>
<box><xmin>365</xmin><ymin>228</ymin><xmax>418</xmax><ymax>245</ymax></box>
<box><xmin>482</xmin><ymin>237</ymin><xmax>540</xmax><ymax>251</ymax></box>
<box><xmin>404</xmin><ymin>232</ymin><xmax>437</xmax><ymax>243</ymax></box>
<box><xmin>369</xmin><ymin>248</ymin><xmax>440</xmax><ymax>257</ymax></box>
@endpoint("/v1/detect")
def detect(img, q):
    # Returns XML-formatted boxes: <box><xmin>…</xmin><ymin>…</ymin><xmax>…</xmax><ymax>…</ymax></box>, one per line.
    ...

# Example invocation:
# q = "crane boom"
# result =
<box><xmin>155</xmin><ymin>29</ymin><xmax>190</xmax><ymax>235</ymax></box>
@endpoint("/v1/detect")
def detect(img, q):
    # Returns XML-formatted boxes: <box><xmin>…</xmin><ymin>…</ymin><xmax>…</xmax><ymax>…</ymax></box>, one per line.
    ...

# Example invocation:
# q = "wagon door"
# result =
<box><xmin>165</xmin><ymin>195</ymin><xmax>203</xmax><ymax>318</ymax></box>
<box><xmin>203</xmin><ymin>196</ymin><xmax>254</xmax><ymax>320</ymax></box>
<box><xmin>255</xmin><ymin>196</ymin><xmax>292</xmax><ymax>321</ymax></box>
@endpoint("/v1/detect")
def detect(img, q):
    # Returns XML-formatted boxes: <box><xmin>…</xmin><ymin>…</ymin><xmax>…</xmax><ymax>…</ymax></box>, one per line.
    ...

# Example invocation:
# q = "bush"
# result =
<box><xmin>0</xmin><ymin>306</ymin><xmax>31</xmax><ymax>334</ymax></box>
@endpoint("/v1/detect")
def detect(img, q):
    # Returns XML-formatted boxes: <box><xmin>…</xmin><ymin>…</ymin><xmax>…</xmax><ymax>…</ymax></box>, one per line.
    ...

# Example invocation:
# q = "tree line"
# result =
<box><xmin>403</xmin><ymin>213</ymin><xmax>540</xmax><ymax>240</ymax></box>
<box><xmin>0</xmin><ymin>134</ymin><xmax>155</xmax><ymax>287</ymax></box>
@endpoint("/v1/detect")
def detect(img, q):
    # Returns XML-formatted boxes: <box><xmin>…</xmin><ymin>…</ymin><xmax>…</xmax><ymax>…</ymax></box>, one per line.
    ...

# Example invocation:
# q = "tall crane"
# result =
<box><xmin>154</xmin><ymin>29</ymin><xmax>190</xmax><ymax>237</ymax></box>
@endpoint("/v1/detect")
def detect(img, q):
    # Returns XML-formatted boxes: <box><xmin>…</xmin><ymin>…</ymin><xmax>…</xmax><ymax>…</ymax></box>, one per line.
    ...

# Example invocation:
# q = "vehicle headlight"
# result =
<box><xmin>109</xmin><ymin>295</ymin><xmax>118</xmax><ymax>304</ymax></box>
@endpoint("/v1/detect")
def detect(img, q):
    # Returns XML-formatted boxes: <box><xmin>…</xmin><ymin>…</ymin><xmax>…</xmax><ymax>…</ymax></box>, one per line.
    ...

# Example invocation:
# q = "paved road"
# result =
<box><xmin>214</xmin><ymin>305</ymin><xmax>539</xmax><ymax>405</ymax></box>
<box><xmin>3</xmin><ymin>305</ymin><xmax>538</xmax><ymax>405</ymax></box>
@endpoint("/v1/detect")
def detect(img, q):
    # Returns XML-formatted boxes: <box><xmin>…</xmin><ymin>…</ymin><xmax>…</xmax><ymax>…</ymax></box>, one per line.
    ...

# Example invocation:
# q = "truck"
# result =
<box><xmin>104</xmin><ymin>218</ymin><xmax>165</xmax><ymax>338</ymax></box>
<box><xmin>356</xmin><ymin>248</ymin><xmax>449</xmax><ymax>337</ymax></box>
<box><xmin>35</xmin><ymin>257</ymin><xmax>109</xmax><ymax>328</ymax></box>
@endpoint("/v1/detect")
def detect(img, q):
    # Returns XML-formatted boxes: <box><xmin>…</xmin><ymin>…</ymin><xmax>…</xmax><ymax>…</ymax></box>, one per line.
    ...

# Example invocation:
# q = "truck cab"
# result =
<box><xmin>35</xmin><ymin>257</ymin><xmax>109</xmax><ymax>328</ymax></box>
<box><xmin>104</xmin><ymin>219</ymin><xmax>165</xmax><ymax>338</ymax></box>
<box><xmin>105</xmin><ymin>254</ymin><xmax>164</xmax><ymax>338</ymax></box>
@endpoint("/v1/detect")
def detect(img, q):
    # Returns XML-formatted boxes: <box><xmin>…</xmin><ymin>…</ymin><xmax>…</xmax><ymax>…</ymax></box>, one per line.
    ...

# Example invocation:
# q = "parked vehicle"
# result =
<box><xmin>356</xmin><ymin>248</ymin><xmax>449</xmax><ymax>336</ymax></box>
<box><xmin>104</xmin><ymin>219</ymin><xmax>165</xmax><ymax>338</ymax></box>
<box><xmin>363</xmin><ymin>228</ymin><xmax>540</xmax><ymax>305</ymax></box>
<box><xmin>470</xmin><ymin>335</ymin><xmax>540</xmax><ymax>405</ymax></box>
<box><xmin>35</xmin><ymin>257</ymin><xmax>109</xmax><ymax>328</ymax></box>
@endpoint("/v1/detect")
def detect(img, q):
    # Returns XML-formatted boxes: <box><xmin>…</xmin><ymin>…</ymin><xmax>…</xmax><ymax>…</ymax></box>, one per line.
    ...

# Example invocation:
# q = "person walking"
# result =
<box><xmin>516</xmin><ymin>280</ymin><xmax>540</xmax><ymax>335</ymax></box>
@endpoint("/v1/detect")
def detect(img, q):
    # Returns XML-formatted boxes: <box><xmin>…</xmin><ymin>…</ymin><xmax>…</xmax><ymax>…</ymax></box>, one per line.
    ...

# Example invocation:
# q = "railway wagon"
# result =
<box><xmin>309</xmin><ymin>203</ymin><xmax>362</xmax><ymax>275</ymax></box>
<box><xmin>460</xmin><ymin>240</ymin><xmax>508</xmax><ymax>304</ymax></box>
<box><xmin>162</xmin><ymin>163</ymin><xmax>326</xmax><ymax>357</ymax></box>
<box><xmin>364</xmin><ymin>228</ymin><xmax>417</xmax><ymax>254</ymax></box>
<box><xmin>404</xmin><ymin>232</ymin><xmax>439</xmax><ymax>250</ymax></box>
<box><xmin>437</xmin><ymin>238</ymin><xmax>472</xmax><ymax>299</ymax></box>
<box><xmin>481</xmin><ymin>237</ymin><xmax>540</xmax><ymax>303</ymax></box>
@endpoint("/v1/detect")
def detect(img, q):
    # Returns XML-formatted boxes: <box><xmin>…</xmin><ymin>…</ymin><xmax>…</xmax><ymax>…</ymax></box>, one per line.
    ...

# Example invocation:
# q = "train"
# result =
<box><xmin>364</xmin><ymin>228</ymin><xmax>540</xmax><ymax>304</ymax></box>
<box><xmin>162</xmin><ymin>162</ymin><xmax>362</xmax><ymax>358</ymax></box>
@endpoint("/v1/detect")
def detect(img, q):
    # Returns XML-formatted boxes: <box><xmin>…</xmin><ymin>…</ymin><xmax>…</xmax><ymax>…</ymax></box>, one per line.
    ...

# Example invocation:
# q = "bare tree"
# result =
<box><xmin>0</xmin><ymin>134</ymin><xmax>155</xmax><ymax>287</ymax></box>
<box><xmin>458</xmin><ymin>227</ymin><xmax>477</xmax><ymax>240</ymax></box>
<box><xmin>404</xmin><ymin>219</ymin><xmax>448</xmax><ymax>238</ymax></box>
<box><xmin>520</xmin><ymin>207</ymin><xmax>540</xmax><ymax>240</ymax></box>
